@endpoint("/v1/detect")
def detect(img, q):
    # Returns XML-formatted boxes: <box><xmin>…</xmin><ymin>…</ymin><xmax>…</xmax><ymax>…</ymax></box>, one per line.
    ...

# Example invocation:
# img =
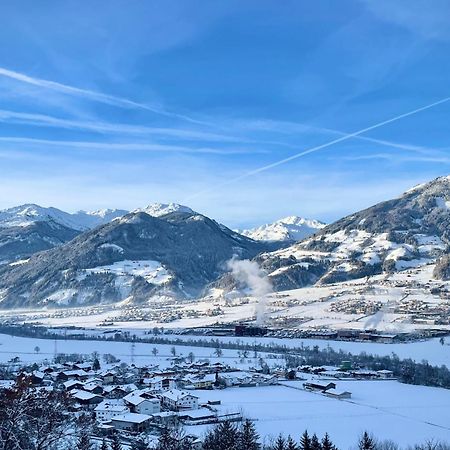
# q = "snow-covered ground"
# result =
<box><xmin>1</xmin><ymin>332</ymin><xmax>449</xmax><ymax>447</ymax></box>
<box><xmin>2</xmin><ymin>262</ymin><xmax>447</xmax><ymax>336</ymax></box>
<box><xmin>0</xmin><ymin>333</ymin><xmax>257</xmax><ymax>368</ymax></box>
<box><xmin>187</xmin><ymin>382</ymin><xmax>450</xmax><ymax>447</ymax></box>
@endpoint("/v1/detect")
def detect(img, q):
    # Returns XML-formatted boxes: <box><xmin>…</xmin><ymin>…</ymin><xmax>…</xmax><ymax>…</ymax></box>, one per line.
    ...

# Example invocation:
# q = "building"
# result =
<box><xmin>71</xmin><ymin>390</ymin><xmax>103</xmax><ymax>408</ymax></box>
<box><xmin>161</xmin><ymin>389</ymin><xmax>199</xmax><ymax>411</ymax></box>
<box><xmin>124</xmin><ymin>391</ymin><xmax>161</xmax><ymax>414</ymax></box>
<box><xmin>377</xmin><ymin>369</ymin><xmax>395</xmax><ymax>379</ymax></box>
<box><xmin>324</xmin><ymin>388</ymin><xmax>352</xmax><ymax>400</ymax></box>
<box><xmin>183</xmin><ymin>373</ymin><xmax>217</xmax><ymax>390</ymax></box>
<box><xmin>303</xmin><ymin>382</ymin><xmax>336</xmax><ymax>392</ymax></box>
<box><xmin>110</xmin><ymin>413</ymin><xmax>152</xmax><ymax>432</ymax></box>
<box><xmin>94</xmin><ymin>400</ymin><xmax>130</xmax><ymax>422</ymax></box>
<box><xmin>141</xmin><ymin>376</ymin><xmax>176</xmax><ymax>392</ymax></box>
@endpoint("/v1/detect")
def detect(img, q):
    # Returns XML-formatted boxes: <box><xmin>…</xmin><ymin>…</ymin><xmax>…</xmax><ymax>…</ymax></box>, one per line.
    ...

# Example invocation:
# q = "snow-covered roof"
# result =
<box><xmin>162</xmin><ymin>389</ymin><xmax>198</xmax><ymax>402</ymax></box>
<box><xmin>111</xmin><ymin>413</ymin><xmax>151</xmax><ymax>424</ymax></box>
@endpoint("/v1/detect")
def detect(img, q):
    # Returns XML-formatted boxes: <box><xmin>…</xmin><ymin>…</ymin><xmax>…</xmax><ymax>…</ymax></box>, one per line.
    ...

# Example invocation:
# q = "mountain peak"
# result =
<box><xmin>239</xmin><ymin>215</ymin><xmax>325</xmax><ymax>243</ymax></box>
<box><xmin>136</xmin><ymin>203</ymin><xmax>195</xmax><ymax>217</ymax></box>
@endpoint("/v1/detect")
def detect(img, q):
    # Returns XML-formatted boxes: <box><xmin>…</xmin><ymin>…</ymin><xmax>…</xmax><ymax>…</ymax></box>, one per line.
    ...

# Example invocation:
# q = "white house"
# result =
<box><xmin>94</xmin><ymin>400</ymin><xmax>130</xmax><ymax>422</ymax></box>
<box><xmin>161</xmin><ymin>389</ymin><xmax>198</xmax><ymax>411</ymax></box>
<box><xmin>124</xmin><ymin>391</ymin><xmax>161</xmax><ymax>414</ymax></box>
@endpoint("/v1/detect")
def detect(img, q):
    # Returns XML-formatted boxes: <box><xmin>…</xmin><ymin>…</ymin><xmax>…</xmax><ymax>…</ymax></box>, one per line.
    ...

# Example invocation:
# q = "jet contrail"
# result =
<box><xmin>185</xmin><ymin>96</ymin><xmax>450</xmax><ymax>200</ymax></box>
<box><xmin>0</xmin><ymin>67</ymin><xmax>210</xmax><ymax>126</ymax></box>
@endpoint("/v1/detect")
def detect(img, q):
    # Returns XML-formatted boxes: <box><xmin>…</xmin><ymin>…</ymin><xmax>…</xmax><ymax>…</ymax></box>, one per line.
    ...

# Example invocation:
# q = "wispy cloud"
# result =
<box><xmin>0</xmin><ymin>109</ymin><xmax>243</xmax><ymax>142</ymax></box>
<box><xmin>0</xmin><ymin>67</ymin><xmax>209</xmax><ymax>126</ymax></box>
<box><xmin>0</xmin><ymin>136</ymin><xmax>264</xmax><ymax>155</ymax></box>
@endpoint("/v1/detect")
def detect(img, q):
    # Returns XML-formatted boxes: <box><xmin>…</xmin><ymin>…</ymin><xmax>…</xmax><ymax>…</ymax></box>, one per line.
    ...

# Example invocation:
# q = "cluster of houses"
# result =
<box><xmin>4</xmin><ymin>357</ymin><xmax>283</xmax><ymax>440</ymax></box>
<box><xmin>297</xmin><ymin>364</ymin><xmax>395</xmax><ymax>380</ymax></box>
<box><xmin>0</xmin><ymin>350</ymin><xmax>401</xmax><ymax>449</ymax></box>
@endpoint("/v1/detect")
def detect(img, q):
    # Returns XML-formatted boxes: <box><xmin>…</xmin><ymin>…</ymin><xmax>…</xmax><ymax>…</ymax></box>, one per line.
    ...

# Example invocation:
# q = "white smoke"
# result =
<box><xmin>226</xmin><ymin>256</ymin><xmax>272</xmax><ymax>325</ymax></box>
<box><xmin>364</xmin><ymin>310</ymin><xmax>384</xmax><ymax>329</ymax></box>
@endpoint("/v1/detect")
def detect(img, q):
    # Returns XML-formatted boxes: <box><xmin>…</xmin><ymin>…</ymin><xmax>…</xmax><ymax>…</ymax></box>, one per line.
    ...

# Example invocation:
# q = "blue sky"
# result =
<box><xmin>0</xmin><ymin>0</ymin><xmax>449</xmax><ymax>227</ymax></box>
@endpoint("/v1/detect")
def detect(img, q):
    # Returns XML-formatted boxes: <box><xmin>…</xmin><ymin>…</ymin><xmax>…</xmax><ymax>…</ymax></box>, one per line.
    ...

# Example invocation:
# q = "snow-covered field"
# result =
<box><xmin>187</xmin><ymin>382</ymin><xmax>450</xmax><ymax>447</ymax></box>
<box><xmin>161</xmin><ymin>334</ymin><xmax>450</xmax><ymax>368</ymax></box>
<box><xmin>0</xmin><ymin>333</ymin><xmax>255</xmax><ymax>368</ymax></box>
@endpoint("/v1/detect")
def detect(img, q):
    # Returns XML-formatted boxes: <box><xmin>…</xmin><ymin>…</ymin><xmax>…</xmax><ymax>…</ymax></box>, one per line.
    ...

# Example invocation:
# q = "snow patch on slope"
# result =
<box><xmin>84</xmin><ymin>260</ymin><xmax>172</xmax><ymax>285</ymax></box>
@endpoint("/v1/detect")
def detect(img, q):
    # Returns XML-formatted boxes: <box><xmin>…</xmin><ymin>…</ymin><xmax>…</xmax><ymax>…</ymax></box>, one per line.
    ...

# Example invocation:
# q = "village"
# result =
<box><xmin>0</xmin><ymin>347</ymin><xmax>401</xmax><ymax>449</ymax></box>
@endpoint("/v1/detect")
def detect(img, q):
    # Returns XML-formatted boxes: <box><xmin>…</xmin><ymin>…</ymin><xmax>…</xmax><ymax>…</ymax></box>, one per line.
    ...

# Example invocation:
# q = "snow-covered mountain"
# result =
<box><xmin>0</xmin><ymin>205</ymin><xmax>128</xmax><ymax>263</ymax></box>
<box><xmin>239</xmin><ymin>216</ymin><xmax>325</xmax><ymax>242</ymax></box>
<box><xmin>0</xmin><ymin>204</ymin><xmax>195</xmax><ymax>264</ymax></box>
<box><xmin>0</xmin><ymin>204</ymin><xmax>127</xmax><ymax>231</ymax></box>
<box><xmin>0</xmin><ymin>209</ymin><xmax>269</xmax><ymax>308</ymax></box>
<box><xmin>135</xmin><ymin>203</ymin><xmax>194</xmax><ymax>217</ymax></box>
<box><xmin>216</xmin><ymin>176</ymin><xmax>450</xmax><ymax>293</ymax></box>
<box><xmin>263</xmin><ymin>176</ymin><xmax>450</xmax><ymax>289</ymax></box>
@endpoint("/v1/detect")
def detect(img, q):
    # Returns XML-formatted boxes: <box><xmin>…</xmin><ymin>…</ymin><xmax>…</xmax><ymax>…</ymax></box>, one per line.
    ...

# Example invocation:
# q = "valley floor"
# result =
<box><xmin>1</xmin><ymin>332</ymin><xmax>450</xmax><ymax>447</ymax></box>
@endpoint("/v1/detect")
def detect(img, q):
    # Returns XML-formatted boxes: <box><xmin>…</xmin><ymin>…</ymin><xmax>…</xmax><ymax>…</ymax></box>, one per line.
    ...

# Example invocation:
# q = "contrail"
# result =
<box><xmin>0</xmin><ymin>67</ymin><xmax>210</xmax><ymax>126</ymax></box>
<box><xmin>185</xmin><ymin>96</ymin><xmax>450</xmax><ymax>200</ymax></box>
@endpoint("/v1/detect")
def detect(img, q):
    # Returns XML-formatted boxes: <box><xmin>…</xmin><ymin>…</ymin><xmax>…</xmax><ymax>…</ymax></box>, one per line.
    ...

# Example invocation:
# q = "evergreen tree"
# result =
<box><xmin>237</xmin><ymin>419</ymin><xmax>260</xmax><ymax>450</ymax></box>
<box><xmin>92</xmin><ymin>358</ymin><xmax>101</xmax><ymax>371</ymax></box>
<box><xmin>202</xmin><ymin>421</ymin><xmax>238</xmax><ymax>450</ymax></box>
<box><xmin>77</xmin><ymin>431</ymin><xmax>91</xmax><ymax>450</ymax></box>
<box><xmin>300</xmin><ymin>431</ymin><xmax>311</xmax><ymax>450</ymax></box>
<box><xmin>131</xmin><ymin>435</ymin><xmax>149</xmax><ymax>450</ymax></box>
<box><xmin>358</xmin><ymin>432</ymin><xmax>376</xmax><ymax>450</ymax></box>
<box><xmin>273</xmin><ymin>435</ymin><xmax>286</xmax><ymax>450</ymax></box>
<box><xmin>157</xmin><ymin>427</ymin><xmax>178</xmax><ymax>450</ymax></box>
<box><xmin>286</xmin><ymin>435</ymin><xmax>298</xmax><ymax>450</ymax></box>
<box><xmin>202</xmin><ymin>429</ymin><xmax>217</xmax><ymax>450</ymax></box>
<box><xmin>321</xmin><ymin>433</ymin><xmax>336</xmax><ymax>450</ymax></box>
<box><xmin>216</xmin><ymin>420</ymin><xmax>239</xmax><ymax>450</ymax></box>
<box><xmin>110</xmin><ymin>433</ymin><xmax>123</xmax><ymax>450</ymax></box>
<box><xmin>310</xmin><ymin>434</ymin><xmax>322</xmax><ymax>450</ymax></box>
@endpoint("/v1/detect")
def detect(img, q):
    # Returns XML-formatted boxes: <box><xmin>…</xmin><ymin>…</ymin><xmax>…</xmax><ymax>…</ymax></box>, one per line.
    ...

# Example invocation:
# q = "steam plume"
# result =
<box><xmin>226</xmin><ymin>256</ymin><xmax>272</xmax><ymax>324</ymax></box>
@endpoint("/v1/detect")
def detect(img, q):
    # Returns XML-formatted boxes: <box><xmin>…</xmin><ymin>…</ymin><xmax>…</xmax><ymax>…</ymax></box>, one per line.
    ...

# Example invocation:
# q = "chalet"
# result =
<box><xmin>63</xmin><ymin>380</ymin><xmax>84</xmax><ymax>391</ymax></box>
<box><xmin>73</xmin><ymin>362</ymin><xmax>92</xmax><ymax>371</ymax></box>
<box><xmin>82</xmin><ymin>382</ymin><xmax>104</xmax><ymax>395</ymax></box>
<box><xmin>124</xmin><ymin>391</ymin><xmax>161</xmax><ymax>414</ymax></box>
<box><xmin>71</xmin><ymin>390</ymin><xmax>103</xmax><ymax>408</ymax></box>
<box><xmin>103</xmin><ymin>384</ymin><xmax>137</xmax><ymax>398</ymax></box>
<box><xmin>160</xmin><ymin>389</ymin><xmax>199</xmax><ymax>411</ymax></box>
<box><xmin>111</xmin><ymin>413</ymin><xmax>152</xmax><ymax>432</ymax></box>
<box><xmin>94</xmin><ymin>400</ymin><xmax>130</xmax><ymax>422</ymax></box>
<box><xmin>141</xmin><ymin>376</ymin><xmax>176</xmax><ymax>392</ymax></box>
<box><xmin>183</xmin><ymin>373</ymin><xmax>217</xmax><ymax>390</ymax></box>
<box><xmin>57</xmin><ymin>370</ymin><xmax>89</xmax><ymax>381</ymax></box>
